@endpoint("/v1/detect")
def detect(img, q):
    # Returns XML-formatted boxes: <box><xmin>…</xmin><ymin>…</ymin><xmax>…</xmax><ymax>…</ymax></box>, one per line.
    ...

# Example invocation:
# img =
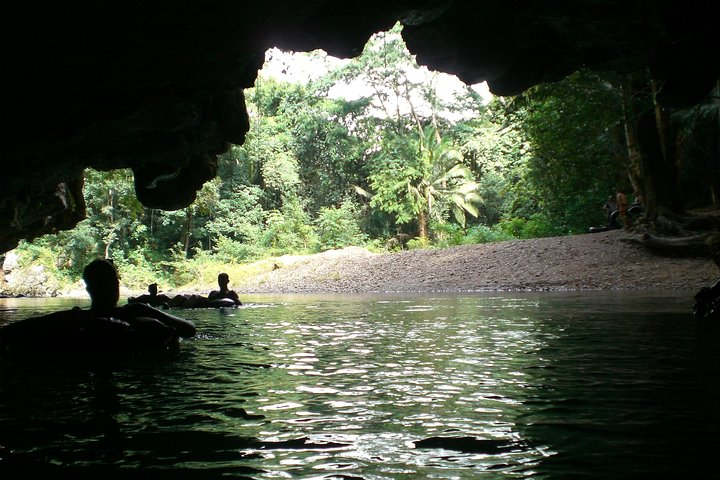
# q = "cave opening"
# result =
<box><xmin>1</xmin><ymin>3</ymin><xmax>719</xmax><ymax>294</ymax></box>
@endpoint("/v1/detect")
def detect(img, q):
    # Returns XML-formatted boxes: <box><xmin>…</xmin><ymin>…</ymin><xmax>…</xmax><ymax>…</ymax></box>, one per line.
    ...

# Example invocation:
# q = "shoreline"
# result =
<box><xmin>233</xmin><ymin>230</ymin><xmax>718</xmax><ymax>295</ymax></box>
<box><xmin>3</xmin><ymin>230</ymin><xmax>718</xmax><ymax>299</ymax></box>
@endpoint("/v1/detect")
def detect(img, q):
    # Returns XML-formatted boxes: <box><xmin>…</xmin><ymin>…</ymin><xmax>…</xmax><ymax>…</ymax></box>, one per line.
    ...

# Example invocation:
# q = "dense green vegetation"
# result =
<box><xmin>8</xmin><ymin>24</ymin><xmax>719</xmax><ymax>294</ymax></box>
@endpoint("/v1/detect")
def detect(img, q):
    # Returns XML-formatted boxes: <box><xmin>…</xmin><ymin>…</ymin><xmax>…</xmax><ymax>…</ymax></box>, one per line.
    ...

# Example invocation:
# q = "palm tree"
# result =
<box><xmin>408</xmin><ymin>126</ymin><xmax>481</xmax><ymax>239</ymax></box>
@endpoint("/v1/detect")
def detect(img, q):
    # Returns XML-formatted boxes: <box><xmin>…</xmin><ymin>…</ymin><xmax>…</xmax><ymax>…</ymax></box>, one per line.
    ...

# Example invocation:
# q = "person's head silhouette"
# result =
<box><xmin>148</xmin><ymin>283</ymin><xmax>158</xmax><ymax>296</ymax></box>
<box><xmin>83</xmin><ymin>259</ymin><xmax>120</xmax><ymax>310</ymax></box>
<box><xmin>218</xmin><ymin>273</ymin><xmax>230</xmax><ymax>290</ymax></box>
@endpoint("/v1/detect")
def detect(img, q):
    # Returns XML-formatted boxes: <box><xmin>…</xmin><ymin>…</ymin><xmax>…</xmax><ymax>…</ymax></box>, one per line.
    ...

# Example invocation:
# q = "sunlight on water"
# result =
<box><xmin>1</xmin><ymin>291</ymin><xmax>719</xmax><ymax>478</ymax></box>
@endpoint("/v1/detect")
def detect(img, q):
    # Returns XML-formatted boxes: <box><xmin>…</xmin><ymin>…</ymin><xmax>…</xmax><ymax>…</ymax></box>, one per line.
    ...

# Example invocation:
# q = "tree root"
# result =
<box><xmin>624</xmin><ymin>231</ymin><xmax>720</xmax><ymax>257</ymax></box>
<box><xmin>654</xmin><ymin>232</ymin><xmax>719</xmax><ymax>256</ymax></box>
<box><xmin>624</xmin><ymin>209</ymin><xmax>720</xmax><ymax>257</ymax></box>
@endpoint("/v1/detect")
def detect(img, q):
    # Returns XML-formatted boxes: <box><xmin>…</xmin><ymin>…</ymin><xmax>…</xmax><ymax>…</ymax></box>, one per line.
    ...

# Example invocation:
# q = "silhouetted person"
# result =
<box><xmin>208</xmin><ymin>273</ymin><xmax>242</xmax><ymax>305</ymax></box>
<box><xmin>82</xmin><ymin>259</ymin><xmax>196</xmax><ymax>338</ymax></box>
<box><xmin>0</xmin><ymin>259</ymin><xmax>195</xmax><ymax>361</ymax></box>
<box><xmin>128</xmin><ymin>283</ymin><xmax>171</xmax><ymax>308</ymax></box>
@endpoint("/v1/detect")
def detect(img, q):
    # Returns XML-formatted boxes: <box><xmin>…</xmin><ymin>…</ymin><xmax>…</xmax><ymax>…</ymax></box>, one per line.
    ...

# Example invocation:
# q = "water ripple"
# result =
<box><xmin>2</xmin><ymin>292</ymin><xmax>719</xmax><ymax>478</ymax></box>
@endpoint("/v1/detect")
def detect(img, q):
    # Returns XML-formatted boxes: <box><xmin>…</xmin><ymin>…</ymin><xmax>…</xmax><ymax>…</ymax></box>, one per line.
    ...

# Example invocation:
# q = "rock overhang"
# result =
<box><xmin>1</xmin><ymin>0</ymin><xmax>717</xmax><ymax>252</ymax></box>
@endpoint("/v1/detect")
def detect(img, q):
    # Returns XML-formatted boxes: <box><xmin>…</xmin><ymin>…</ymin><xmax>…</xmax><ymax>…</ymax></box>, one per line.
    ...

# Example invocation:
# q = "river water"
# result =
<box><xmin>0</xmin><ymin>291</ymin><xmax>718</xmax><ymax>479</ymax></box>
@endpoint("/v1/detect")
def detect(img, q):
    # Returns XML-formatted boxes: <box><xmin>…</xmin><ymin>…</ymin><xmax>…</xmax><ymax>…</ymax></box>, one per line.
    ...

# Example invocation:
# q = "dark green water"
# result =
<box><xmin>1</xmin><ymin>291</ymin><xmax>718</xmax><ymax>479</ymax></box>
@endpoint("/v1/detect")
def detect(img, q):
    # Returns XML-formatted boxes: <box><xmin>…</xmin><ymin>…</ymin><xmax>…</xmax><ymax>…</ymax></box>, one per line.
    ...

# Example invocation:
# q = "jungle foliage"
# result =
<box><xmin>12</xmin><ymin>23</ymin><xmax>719</xmax><ymax>291</ymax></box>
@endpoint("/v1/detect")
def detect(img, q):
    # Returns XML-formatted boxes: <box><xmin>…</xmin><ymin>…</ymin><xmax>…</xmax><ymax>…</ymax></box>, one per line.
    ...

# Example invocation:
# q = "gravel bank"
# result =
<box><xmin>236</xmin><ymin>230</ymin><xmax>718</xmax><ymax>294</ymax></box>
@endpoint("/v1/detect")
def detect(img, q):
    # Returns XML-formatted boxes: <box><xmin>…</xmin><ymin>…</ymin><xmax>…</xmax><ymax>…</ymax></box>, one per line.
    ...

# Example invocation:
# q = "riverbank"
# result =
<box><xmin>234</xmin><ymin>229</ymin><xmax>718</xmax><ymax>294</ymax></box>
<box><xmin>3</xmin><ymin>230</ymin><xmax>717</xmax><ymax>298</ymax></box>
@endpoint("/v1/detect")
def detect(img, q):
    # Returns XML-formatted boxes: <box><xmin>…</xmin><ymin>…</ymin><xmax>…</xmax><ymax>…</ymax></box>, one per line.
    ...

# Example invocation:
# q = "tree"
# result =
<box><xmin>454</xmin><ymin>114</ymin><xmax>525</xmax><ymax>226</ymax></box>
<box><xmin>291</xmin><ymin>96</ymin><xmax>368</xmax><ymax>214</ymax></box>
<box><xmin>83</xmin><ymin>168</ymin><xmax>147</xmax><ymax>259</ymax></box>
<box><xmin>613</xmin><ymin>74</ymin><xmax>720</xmax><ymax>228</ymax></box>
<box><xmin>497</xmin><ymin>71</ymin><xmax>628</xmax><ymax>233</ymax></box>
<box><xmin>366</xmin><ymin>126</ymin><xmax>481</xmax><ymax>239</ymax></box>
<box><xmin>673</xmin><ymin>81</ymin><xmax>720</xmax><ymax>208</ymax></box>
<box><xmin>322</xmin><ymin>23</ymin><xmax>486</xmax><ymax>238</ymax></box>
<box><xmin>261</xmin><ymin>198</ymin><xmax>317</xmax><ymax>254</ymax></box>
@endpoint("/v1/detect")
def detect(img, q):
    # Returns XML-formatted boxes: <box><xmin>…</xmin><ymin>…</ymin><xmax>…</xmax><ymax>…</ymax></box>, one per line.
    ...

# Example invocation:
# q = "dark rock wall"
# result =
<box><xmin>1</xmin><ymin>0</ymin><xmax>717</xmax><ymax>252</ymax></box>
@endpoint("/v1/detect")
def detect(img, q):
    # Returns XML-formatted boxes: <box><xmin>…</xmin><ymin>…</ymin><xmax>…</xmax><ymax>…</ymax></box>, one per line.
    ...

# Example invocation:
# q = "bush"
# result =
<box><xmin>261</xmin><ymin>199</ymin><xmax>318</xmax><ymax>254</ymax></box>
<box><xmin>47</xmin><ymin>221</ymin><xmax>100</xmax><ymax>271</ymax></box>
<box><xmin>6</xmin><ymin>243</ymin><xmax>69</xmax><ymax>295</ymax></box>
<box><xmin>429</xmin><ymin>221</ymin><xmax>516</xmax><ymax>248</ymax></box>
<box><xmin>498</xmin><ymin>213</ymin><xmax>561</xmax><ymax>239</ymax></box>
<box><xmin>406</xmin><ymin>237</ymin><xmax>432</xmax><ymax>250</ymax></box>
<box><xmin>162</xmin><ymin>243</ymin><xmax>197</xmax><ymax>287</ymax></box>
<box><xmin>112</xmin><ymin>258</ymin><xmax>159</xmax><ymax>291</ymax></box>
<box><xmin>15</xmin><ymin>241</ymin><xmax>58</xmax><ymax>270</ymax></box>
<box><xmin>314</xmin><ymin>200</ymin><xmax>367</xmax><ymax>251</ymax></box>
<box><xmin>213</xmin><ymin>235</ymin><xmax>262</xmax><ymax>263</ymax></box>
<box><xmin>430</xmin><ymin>222</ymin><xmax>466</xmax><ymax>248</ymax></box>
<box><xmin>465</xmin><ymin>225</ymin><xmax>515</xmax><ymax>244</ymax></box>
<box><xmin>365</xmin><ymin>238</ymin><xmax>387</xmax><ymax>253</ymax></box>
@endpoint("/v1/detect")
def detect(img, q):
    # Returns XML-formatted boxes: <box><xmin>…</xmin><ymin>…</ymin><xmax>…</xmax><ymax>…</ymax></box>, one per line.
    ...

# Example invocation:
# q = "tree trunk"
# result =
<box><xmin>105</xmin><ymin>188</ymin><xmax>114</xmax><ymax>259</ymax></box>
<box><xmin>635</xmin><ymin>80</ymin><xmax>683</xmax><ymax>221</ymax></box>
<box><xmin>620</xmin><ymin>80</ymin><xmax>645</xmax><ymax>202</ymax></box>
<box><xmin>183</xmin><ymin>208</ymin><xmax>192</xmax><ymax>256</ymax></box>
<box><xmin>418</xmin><ymin>210</ymin><xmax>428</xmax><ymax>240</ymax></box>
<box><xmin>714</xmin><ymin>80</ymin><xmax>720</xmax><ymax>207</ymax></box>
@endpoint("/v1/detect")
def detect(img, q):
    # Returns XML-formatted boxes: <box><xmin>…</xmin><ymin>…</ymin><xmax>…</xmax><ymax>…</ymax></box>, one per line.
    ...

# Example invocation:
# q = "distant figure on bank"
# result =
<box><xmin>632</xmin><ymin>191</ymin><xmax>644</xmax><ymax>208</ymax></box>
<box><xmin>628</xmin><ymin>191</ymin><xmax>645</xmax><ymax>222</ymax></box>
<box><xmin>603</xmin><ymin>195</ymin><xmax>618</xmax><ymax>228</ymax></box>
<box><xmin>616</xmin><ymin>191</ymin><xmax>629</xmax><ymax>229</ymax></box>
<box><xmin>208</xmin><ymin>273</ymin><xmax>242</xmax><ymax>305</ymax></box>
<box><xmin>128</xmin><ymin>283</ymin><xmax>172</xmax><ymax>308</ymax></box>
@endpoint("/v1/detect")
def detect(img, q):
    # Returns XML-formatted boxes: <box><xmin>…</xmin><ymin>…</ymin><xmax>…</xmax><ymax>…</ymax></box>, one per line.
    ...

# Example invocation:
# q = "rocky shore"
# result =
<box><xmin>236</xmin><ymin>230</ymin><xmax>719</xmax><ymax>294</ymax></box>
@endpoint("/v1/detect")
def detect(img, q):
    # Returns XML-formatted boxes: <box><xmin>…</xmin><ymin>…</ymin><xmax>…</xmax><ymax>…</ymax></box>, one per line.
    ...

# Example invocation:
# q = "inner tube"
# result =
<box><xmin>628</xmin><ymin>205</ymin><xmax>644</xmax><ymax>216</ymax></box>
<box><xmin>169</xmin><ymin>295</ymin><xmax>240</xmax><ymax>309</ymax></box>
<box><xmin>208</xmin><ymin>297</ymin><xmax>238</xmax><ymax>308</ymax></box>
<box><xmin>0</xmin><ymin>310</ymin><xmax>178</xmax><ymax>364</ymax></box>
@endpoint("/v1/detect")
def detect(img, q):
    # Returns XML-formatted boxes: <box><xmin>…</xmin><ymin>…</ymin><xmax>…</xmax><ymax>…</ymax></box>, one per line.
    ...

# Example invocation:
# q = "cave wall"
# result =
<box><xmin>1</xmin><ymin>0</ymin><xmax>717</xmax><ymax>253</ymax></box>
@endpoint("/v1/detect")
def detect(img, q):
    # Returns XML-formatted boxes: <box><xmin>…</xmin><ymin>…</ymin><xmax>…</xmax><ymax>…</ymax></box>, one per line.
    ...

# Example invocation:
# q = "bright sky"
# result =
<box><xmin>258</xmin><ymin>47</ymin><xmax>493</xmax><ymax>114</ymax></box>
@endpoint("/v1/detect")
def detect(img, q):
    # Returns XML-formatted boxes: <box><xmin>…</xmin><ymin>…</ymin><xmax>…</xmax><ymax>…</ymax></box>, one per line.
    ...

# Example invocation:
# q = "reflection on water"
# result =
<box><xmin>1</xmin><ymin>291</ymin><xmax>719</xmax><ymax>478</ymax></box>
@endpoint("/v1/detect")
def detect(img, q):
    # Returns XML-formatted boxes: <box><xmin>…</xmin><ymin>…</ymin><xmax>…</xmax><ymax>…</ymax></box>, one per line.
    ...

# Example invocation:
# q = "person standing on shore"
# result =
<box><xmin>616</xmin><ymin>191</ymin><xmax>629</xmax><ymax>229</ymax></box>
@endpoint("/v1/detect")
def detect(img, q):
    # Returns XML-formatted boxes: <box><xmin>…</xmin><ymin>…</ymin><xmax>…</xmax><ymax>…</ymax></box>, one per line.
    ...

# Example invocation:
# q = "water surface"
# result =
<box><xmin>1</xmin><ymin>291</ymin><xmax>718</xmax><ymax>479</ymax></box>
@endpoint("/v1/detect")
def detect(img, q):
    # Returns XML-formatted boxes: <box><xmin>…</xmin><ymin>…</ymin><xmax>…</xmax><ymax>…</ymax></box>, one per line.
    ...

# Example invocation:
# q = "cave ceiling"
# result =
<box><xmin>1</xmin><ymin>0</ymin><xmax>718</xmax><ymax>253</ymax></box>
